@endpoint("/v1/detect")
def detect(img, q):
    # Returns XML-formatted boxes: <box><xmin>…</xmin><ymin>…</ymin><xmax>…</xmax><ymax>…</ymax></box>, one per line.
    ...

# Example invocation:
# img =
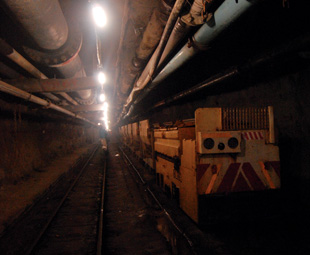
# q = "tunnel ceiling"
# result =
<box><xmin>0</xmin><ymin>0</ymin><xmax>309</xmax><ymax>127</ymax></box>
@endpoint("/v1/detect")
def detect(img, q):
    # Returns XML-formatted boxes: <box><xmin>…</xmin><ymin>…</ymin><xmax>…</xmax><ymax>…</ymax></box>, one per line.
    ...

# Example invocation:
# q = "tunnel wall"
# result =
<box><xmin>0</xmin><ymin>100</ymin><xmax>99</xmax><ymax>185</ymax></box>
<box><xmin>150</xmin><ymin>66</ymin><xmax>310</xmax><ymax>206</ymax></box>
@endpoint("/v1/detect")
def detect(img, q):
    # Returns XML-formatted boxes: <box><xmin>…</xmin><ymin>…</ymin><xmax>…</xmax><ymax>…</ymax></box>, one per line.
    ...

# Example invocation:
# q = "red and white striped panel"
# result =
<box><xmin>241</xmin><ymin>131</ymin><xmax>264</xmax><ymax>140</ymax></box>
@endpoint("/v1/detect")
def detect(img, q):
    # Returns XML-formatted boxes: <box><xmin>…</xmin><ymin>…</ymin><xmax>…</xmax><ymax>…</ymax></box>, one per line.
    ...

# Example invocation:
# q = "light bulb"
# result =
<box><xmin>92</xmin><ymin>5</ymin><xmax>107</xmax><ymax>28</ymax></box>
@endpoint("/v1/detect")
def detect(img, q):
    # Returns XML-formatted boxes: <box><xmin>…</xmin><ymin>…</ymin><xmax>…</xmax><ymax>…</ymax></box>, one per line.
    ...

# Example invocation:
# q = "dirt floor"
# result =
<box><xmin>0</xmin><ymin>144</ymin><xmax>94</xmax><ymax>235</ymax></box>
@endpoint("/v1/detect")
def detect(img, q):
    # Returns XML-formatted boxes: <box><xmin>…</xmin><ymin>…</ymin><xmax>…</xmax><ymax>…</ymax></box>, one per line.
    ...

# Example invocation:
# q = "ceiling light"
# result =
<box><xmin>103</xmin><ymin>102</ymin><xmax>108</xmax><ymax>112</ymax></box>
<box><xmin>99</xmin><ymin>93</ymin><xmax>105</xmax><ymax>102</ymax></box>
<box><xmin>98</xmin><ymin>71</ymin><xmax>106</xmax><ymax>85</ymax></box>
<box><xmin>92</xmin><ymin>5</ymin><xmax>107</xmax><ymax>28</ymax></box>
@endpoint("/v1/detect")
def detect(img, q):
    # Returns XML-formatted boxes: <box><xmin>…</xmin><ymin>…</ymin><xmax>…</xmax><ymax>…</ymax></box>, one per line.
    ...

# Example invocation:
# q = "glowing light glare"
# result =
<box><xmin>99</xmin><ymin>93</ymin><xmax>105</xmax><ymax>102</ymax></box>
<box><xmin>98</xmin><ymin>72</ymin><xmax>106</xmax><ymax>85</ymax></box>
<box><xmin>102</xmin><ymin>102</ymin><xmax>109</xmax><ymax>130</ymax></box>
<box><xmin>92</xmin><ymin>5</ymin><xmax>107</xmax><ymax>27</ymax></box>
<box><xmin>103</xmin><ymin>102</ymin><xmax>108</xmax><ymax>112</ymax></box>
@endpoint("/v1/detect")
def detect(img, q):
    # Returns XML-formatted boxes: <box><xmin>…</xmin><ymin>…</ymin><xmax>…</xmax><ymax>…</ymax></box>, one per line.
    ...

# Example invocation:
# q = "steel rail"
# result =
<box><xmin>25</xmin><ymin>144</ymin><xmax>100</xmax><ymax>255</ymax></box>
<box><xmin>118</xmin><ymin>146</ymin><xmax>196</xmax><ymax>254</ymax></box>
<box><xmin>97</xmin><ymin>152</ymin><xmax>107</xmax><ymax>255</ymax></box>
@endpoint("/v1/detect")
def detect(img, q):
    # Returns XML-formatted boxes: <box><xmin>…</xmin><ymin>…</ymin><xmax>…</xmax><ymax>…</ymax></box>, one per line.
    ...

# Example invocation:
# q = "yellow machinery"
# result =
<box><xmin>131</xmin><ymin>122</ymin><xmax>141</xmax><ymax>156</ymax></box>
<box><xmin>139</xmin><ymin>120</ymin><xmax>155</xmax><ymax>169</ymax></box>
<box><xmin>154</xmin><ymin>122</ymin><xmax>195</xmax><ymax>200</ymax></box>
<box><xmin>154</xmin><ymin>107</ymin><xmax>280</xmax><ymax>223</ymax></box>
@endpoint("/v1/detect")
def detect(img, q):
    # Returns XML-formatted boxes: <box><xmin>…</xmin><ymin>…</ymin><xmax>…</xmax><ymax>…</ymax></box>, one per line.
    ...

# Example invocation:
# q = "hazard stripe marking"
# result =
<box><xmin>254</xmin><ymin>132</ymin><xmax>258</xmax><ymax>139</ymax></box>
<box><xmin>233</xmin><ymin>173</ymin><xmax>251</xmax><ymax>192</ymax></box>
<box><xmin>265</xmin><ymin>161</ymin><xmax>281</xmax><ymax>178</ymax></box>
<box><xmin>241</xmin><ymin>131</ymin><xmax>264</xmax><ymax>140</ymax></box>
<box><xmin>205</xmin><ymin>164</ymin><xmax>221</xmax><ymax>194</ymax></box>
<box><xmin>217</xmin><ymin>163</ymin><xmax>241</xmax><ymax>193</ymax></box>
<box><xmin>249</xmin><ymin>132</ymin><xmax>254</xmax><ymax>139</ymax></box>
<box><xmin>242</xmin><ymin>163</ymin><xmax>265</xmax><ymax>190</ymax></box>
<box><xmin>259</xmin><ymin>161</ymin><xmax>276</xmax><ymax>189</ymax></box>
<box><xmin>197</xmin><ymin>164</ymin><xmax>210</xmax><ymax>182</ymax></box>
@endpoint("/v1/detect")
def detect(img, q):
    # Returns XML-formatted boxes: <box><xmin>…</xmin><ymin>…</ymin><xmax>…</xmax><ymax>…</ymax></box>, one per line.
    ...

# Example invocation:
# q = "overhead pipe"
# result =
<box><xmin>2</xmin><ymin>0</ymin><xmax>94</xmax><ymax>104</ymax></box>
<box><xmin>0</xmin><ymin>39</ymin><xmax>78</xmax><ymax>105</ymax></box>
<box><xmin>126</xmin><ymin>0</ymin><xmax>209</xmax><ymax>107</ymax></box>
<box><xmin>6</xmin><ymin>77</ymin><xmax>100</xmax><ymax>93</ymax></box>
<box><xmin>132</xmin><ymin>0</ymin><xmax>175</xmax><ymax>68</ymax></box>
<box><xmin>157</xmin><ymin>0</ymin><xmax>216</xmax><ymax>68</ymax></box>
<box><xmin>122</xmin><ymin>32</ymin><xmax>310</xmax><ymax>122</ymax></box>
<box><xmin>126</xmin><ymin>0</ymin><xmax>186</xmax><ymax>104</ymax></box>
<box><xmin>1</xmin><ymin>0</ymin><xmax>68</xmax><ymax>50</ymax></box>
<box><xmin>119</xmin><ymin>0</ymin><xmax>175</xmax><ymax>97</ymax></box>
<box><xmin>0</xmin><ymin>38</ymin><xmax>60</xmax><ymax>102</ymax></box>
<box><xmin>0</xmin><ymin>80</ymin><xmax>95</xmax><ymax>126</ymax></box>
<box><xmin>0</xmin><ymin>61</ymin><xmax>22</xmax><ymax>79</ymax></box>
<box><xmin>123</xmin><ymin>0</ymin><xmax>259</xmax><ymax>118</ymax></box>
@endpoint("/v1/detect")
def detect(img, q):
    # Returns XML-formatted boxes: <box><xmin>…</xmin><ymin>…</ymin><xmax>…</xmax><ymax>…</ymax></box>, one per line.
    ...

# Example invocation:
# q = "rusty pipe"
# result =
<box><xmin>1</xmin><ymin>0</ymin><xmax>93</xmax><ymax>103</ymax></box>
<box><xmin>2</xmin><ymin>0</ymin><xmax>68</xmax><ymax>50</ymax></box>
<box><xmin>0</xmin><ymin>39</ymin><xmax>78</xmax><ymax>105</ymax></box>
<box><xmin>0</xmin><ymin>80</ymin><xmax>95</xmax><ymax>125</ymax></box>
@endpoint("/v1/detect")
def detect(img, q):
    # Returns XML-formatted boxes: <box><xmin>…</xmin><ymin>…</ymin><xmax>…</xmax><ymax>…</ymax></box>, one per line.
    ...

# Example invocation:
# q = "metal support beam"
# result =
<box><xmin>0</xmin><ymin>80</ymin><xmax>96</xmax><ymax>125</ymax></box>
<box><xmin>6</xmin><ymin>77</ymin><xmax>100</xmax><ymax>93</ymax></box>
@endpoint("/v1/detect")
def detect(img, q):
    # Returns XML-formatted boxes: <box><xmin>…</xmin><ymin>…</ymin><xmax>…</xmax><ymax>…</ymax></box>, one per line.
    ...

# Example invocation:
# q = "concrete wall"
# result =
<box><xmin>0</xmin><ymin>100</ymin><xmax>99</xmax><ymax>185</ymax></box>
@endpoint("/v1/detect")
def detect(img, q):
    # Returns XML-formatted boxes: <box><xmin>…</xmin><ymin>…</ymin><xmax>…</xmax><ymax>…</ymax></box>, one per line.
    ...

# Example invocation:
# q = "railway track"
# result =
<box><xmin>0</xmin><ymin>144</ymin><xmax>106</xmax><ymax>255</ymax></box>
<box><xmin>117</xmin><ymin>145</ymin><xmax>226</xmax><ymax>255</ymax></box>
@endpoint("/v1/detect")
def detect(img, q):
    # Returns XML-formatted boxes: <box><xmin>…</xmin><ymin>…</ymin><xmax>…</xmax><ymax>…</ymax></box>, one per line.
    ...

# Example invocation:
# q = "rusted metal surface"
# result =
<box><xmin>0</xmin><ymin>38</ymin><xmax>80</xmax><ymax>105</ymax></box>
<box><xmin>23</xmin><ymin>22</ymin><xmax>83</xmax><ymax>69</ymax></box>
<box><xmin>6</xmin><ymin>77</ymin><xmax>99</xmax><ymax>94</ymax></box>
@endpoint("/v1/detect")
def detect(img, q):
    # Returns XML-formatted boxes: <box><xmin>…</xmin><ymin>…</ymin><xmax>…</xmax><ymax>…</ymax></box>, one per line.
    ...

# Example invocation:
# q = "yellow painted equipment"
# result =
<box><xmin>131</xmin><ymin>122</ymin><xmax>141</xmax><ymax>155</ymax></box>
<box><xmin>120</xmin><ymin>106</ymin><xmax>281</xmax><ymax>224</ymax></box>
<box><xmin>154</xmin><ymin>107</ymin><xmax>280</xmax><ymax>223</ymax></box>
<box><xmin>139</xmin><ymin>120</ymin><xmax>155</xmax><ymax>169</ymax></box>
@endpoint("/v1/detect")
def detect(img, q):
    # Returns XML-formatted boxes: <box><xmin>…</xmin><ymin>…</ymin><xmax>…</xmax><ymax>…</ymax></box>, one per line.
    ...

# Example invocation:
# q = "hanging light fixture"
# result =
<box><xmin>92</xmin><ymin>4</ymin><xmax>107</xmax><ymax>28</ymax></box>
